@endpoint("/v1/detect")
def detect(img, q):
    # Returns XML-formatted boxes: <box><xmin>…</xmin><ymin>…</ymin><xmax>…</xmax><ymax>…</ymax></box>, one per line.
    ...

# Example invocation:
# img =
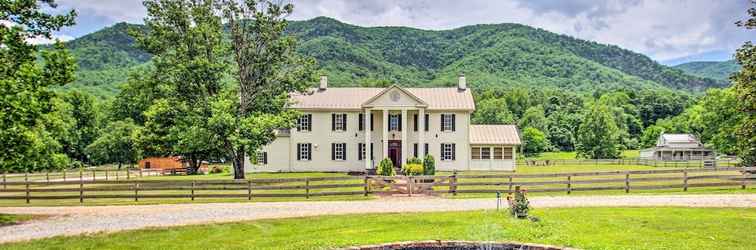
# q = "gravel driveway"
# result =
<box><xmin>0</xmin><ymin>194</ymin><xmax>754</xmax><ymax>243</ymax></box>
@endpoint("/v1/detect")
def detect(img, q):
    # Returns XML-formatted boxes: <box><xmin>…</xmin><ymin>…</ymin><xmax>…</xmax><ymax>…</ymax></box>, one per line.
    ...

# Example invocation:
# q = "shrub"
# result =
<box><xmin>507</xmin><ymin>187</ymin><xmax>530</xmax><ymax>219</ymax></box>
<box><xmin>422</xmin><ymin>154</ymin><xmax>435</xmax><ymax>175</ymax></box>
<box><xmin>209</xmin><ymin>165</ymin><xmax>226</xmax><ymax>174</ymax></box>
<box><xmin>377</xmin><ymin>158</ymin><xmax>395</xmax><ymax>176</ymax></box>
<box><xmin>402</xmin><ymin>163</ymin><xmax>424</xmax><ymax>176</ymax></box>
<box><xmin>406</xmin><ymin>157</ymin><xmax>422</xmax><ymax>164</ymax></box>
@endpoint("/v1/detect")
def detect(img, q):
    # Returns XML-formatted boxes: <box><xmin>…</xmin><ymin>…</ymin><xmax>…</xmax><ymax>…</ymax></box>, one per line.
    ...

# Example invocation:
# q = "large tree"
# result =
<box><xmin>733</xmin><ymin>2</ymin><xmax>756</xmax><ymax>167</ymax></box>
<box><xmin>576</xmin><ymin>103</ymin><xmax>621</xmax><ymax>159</ymax></box>
<box><xmin>0</xmin><ymin>1</ymin><xmax>77</xmax><ymax>172</ymax></box>
<box><xmin>220</xmin><ymin>0</ymin><xmax>315</xmax><ymax>179</ymax></box>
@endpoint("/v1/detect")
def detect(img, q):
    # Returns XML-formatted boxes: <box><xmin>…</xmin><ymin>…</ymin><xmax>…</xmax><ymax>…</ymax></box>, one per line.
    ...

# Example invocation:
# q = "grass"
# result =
<box><xmin>524</xmin><ymin>150</ymin><xmax>640</xmax><ymax>160</ymax></box>
<box><xmin>0</xmin><ymin>214</ymin><xmax>36</xmax><ymax>226</ymax></box>
<box><xmin>3</xmin><ymin>207</ymin><xmax>754</xmax><ymax>249</ymax></box>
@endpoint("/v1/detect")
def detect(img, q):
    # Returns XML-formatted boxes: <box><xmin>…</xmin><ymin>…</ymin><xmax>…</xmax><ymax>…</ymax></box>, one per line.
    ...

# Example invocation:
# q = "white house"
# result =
<box><xmin>244</xmin><ymin>75</ymin><xmax>521</xmax><ymax>172</ymax></box>
<box><xmin>639</xmin><ymin>133</ymin><xmax>714</xmax><ymax>160</ymax></box>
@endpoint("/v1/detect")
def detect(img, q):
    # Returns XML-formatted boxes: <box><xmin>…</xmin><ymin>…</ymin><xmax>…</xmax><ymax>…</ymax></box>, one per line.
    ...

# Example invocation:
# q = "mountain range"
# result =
<box><xmin>672</xmin><ymin>60</ymin><xmax>740</xmax><ymax>81</ymax></box>
<box><xmin>57</xmin><ymin>17</ymin><xmax>729</xmax><ymax>97</ymax></box>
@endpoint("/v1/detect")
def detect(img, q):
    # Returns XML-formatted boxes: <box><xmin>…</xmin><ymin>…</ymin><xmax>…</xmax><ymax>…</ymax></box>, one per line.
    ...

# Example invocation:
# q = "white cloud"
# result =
<box><xmin>57</xmin><ymin>0</ymin><xmax>146</xmax><ymax>23</ymax></box>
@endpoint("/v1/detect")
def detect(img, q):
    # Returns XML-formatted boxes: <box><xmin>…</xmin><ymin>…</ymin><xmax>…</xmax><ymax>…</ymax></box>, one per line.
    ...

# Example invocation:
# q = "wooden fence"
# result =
<box><xmin>0</xmin><ymin>167</ymin><xmax>752</xmax><ymax>204</ymax></box>
<box><xmin>517</xmin><ymin>158</ymin><xmax>740</xmax><ymax>168</ymax></box>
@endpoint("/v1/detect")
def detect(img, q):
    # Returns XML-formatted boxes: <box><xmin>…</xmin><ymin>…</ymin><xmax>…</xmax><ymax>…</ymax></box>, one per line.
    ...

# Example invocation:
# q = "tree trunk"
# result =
<box><xmin>233</xmin><ymin>148</ymin><xmax>245</xmax><ymax>179</ymax></box>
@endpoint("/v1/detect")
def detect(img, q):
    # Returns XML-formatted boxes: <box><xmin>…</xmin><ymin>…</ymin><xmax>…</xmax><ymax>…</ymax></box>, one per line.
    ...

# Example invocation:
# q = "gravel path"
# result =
<box><xmin>0</xmin><ymin>194</ymin><xmax>754</xmax><ymax>243</ymax></box>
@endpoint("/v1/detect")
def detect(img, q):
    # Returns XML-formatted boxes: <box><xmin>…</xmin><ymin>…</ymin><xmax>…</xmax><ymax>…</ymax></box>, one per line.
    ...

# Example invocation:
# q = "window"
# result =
<box><xmin>424</xmin><ymin>143</ymin><xmax>429</xmax><ymax>157</ymax></box>
<box><xmin>389</xmin><ymin>114</ymin><xmax>401</xmax><ymax>131</ymax></box>
<box><xmin>370</xmin><ymin>143</ymin><xmax>375</xmax><ymax>159</ymax></box>
<box><xmin>332</xmin><ymin>143</ymin><xmax>346</xmax><ymax>161</ymax></box>
<box><xmin>441</xmin><ymin>114</ymin><xmax>455</xmax><ymax>131</ymax></box>
<box><xmin>297</xmin><ymin>114</ymin><xmax>311</xmax><ymax>131</ymax></box>
<box><xmin>502</xmin><ymin>147</ymin><xmax>513</xmax><ymax>159</ymax></box>
<box><xmin>413</xmin><ymin>114</ymin><xmax>418</xmax><ymax>131</ymax></box>
<box><xmin>424</xmin><ymin>114</ymin><xmax>429</xmax><ymax>131</ymax></box>
<box><xmin>494</xmin><ymin>147</ymin><xmax>503</xmax><ymax>159</ymax></box>
<box><xmin>358</xmin><ymin>114</ymin><xmax>365</xmax><ymax>131</ymax></box>
<box><xmin>481</xmin><ymin>147</ymin><xmax>491</xmax><ymax>159</ymax></box>
<box><xmin>471</xmin><ymin>147</ymin><xmax>482</xmax><ymax>160</ymax></box>
<box><xmin>441</xmin><ymin>143</ymin><xmax>456</xmax><ymax>161</ymax></box>
<box><xmin>297</xmin><ymin>143</ymin><xmax>311</xmax><ymax>161</ymax></box>
<box><xmin>413</xmin><ymin>143</ymin><xmax>418</xmax><ymax>158</ymax></box>
<box><xmin>256</xmin><ymin>151</ymin><xmax>268</xmax><ymax>165</ymax></box>
<box><xmin>358</xmin><ymin>143</ymin><xmax>366</xmax><ymax>160</ymax></box>
<box><xmin>332</xmin><ymin>113</ymin><xmax>347</xmax><ymax>131</ymax></box>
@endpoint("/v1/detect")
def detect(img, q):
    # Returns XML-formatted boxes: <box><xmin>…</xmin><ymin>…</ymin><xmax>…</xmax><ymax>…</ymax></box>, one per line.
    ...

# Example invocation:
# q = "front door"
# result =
<box><xmin>388</xmin><ymin>140</ymin><xmax>402</xmax><ymax>168</ymax></box>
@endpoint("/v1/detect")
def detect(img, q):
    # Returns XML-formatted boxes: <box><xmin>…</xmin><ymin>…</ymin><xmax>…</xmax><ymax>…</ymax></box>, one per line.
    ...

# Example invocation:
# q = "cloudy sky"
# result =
<box><xmin>51</xmin><ymin>0</ymin><xmax>753</xmax><ymax>65</ymax></box>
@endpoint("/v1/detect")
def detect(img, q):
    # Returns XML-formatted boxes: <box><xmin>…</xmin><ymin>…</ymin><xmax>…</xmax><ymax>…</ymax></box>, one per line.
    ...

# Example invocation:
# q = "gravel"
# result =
<box><xmin>0</xmin><ymin>194</ymin><xmax>754</xmax><ymax>243</ymax></box>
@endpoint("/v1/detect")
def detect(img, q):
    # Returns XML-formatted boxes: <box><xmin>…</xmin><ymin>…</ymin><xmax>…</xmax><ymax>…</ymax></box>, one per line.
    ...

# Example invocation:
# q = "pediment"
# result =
<box><xmin>362</xmin><ymin>85</ymin><xmax>428</xmax><ymax>108</ymax></box>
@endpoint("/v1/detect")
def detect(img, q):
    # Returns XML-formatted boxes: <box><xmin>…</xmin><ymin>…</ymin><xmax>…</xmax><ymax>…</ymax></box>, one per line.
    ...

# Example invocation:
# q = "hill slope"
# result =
<box><xmin>60</xmin><ymin>17</ymin><xmax>726</xmax><ymax>97</ymax></box>
<box><xmin>673</xmin><ymin>60</ymin><xmax>739</xmax><ymax>81</ymax></box>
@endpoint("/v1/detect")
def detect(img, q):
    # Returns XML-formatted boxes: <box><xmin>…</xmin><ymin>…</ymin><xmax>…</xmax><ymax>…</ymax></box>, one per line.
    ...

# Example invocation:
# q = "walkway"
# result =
<box><xmin>0</xmin><ymin>194</ymin><xmax>754</xmax><ymax>243</ymax></box>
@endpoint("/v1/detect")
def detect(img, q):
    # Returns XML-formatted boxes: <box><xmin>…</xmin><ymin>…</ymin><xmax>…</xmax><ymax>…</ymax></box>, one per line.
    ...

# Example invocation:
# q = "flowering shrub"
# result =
<box><xmin>508</xmin><ymin>187</ymin><xmax>530</xmax><ymax>219</ymax></box>
<box><xmin>402</xmin><ymin>163</ymin><xmax>424</xmax><ymax>176</ymax></box>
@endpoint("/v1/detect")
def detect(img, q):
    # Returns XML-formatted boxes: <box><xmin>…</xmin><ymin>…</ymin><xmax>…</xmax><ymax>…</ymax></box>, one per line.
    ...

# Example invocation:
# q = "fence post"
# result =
<box><xmin>139</xmin><ymin>168</ymin><xmax>143</xmax><ymax>178</ymax></box>
<box><xmin>625</xmin><ymin>173</ymin><xmax>630</xmax><ymax>193</ymax></box>
<box><xmin>63</xmin><ymin>170</ymin><xmax>66</xmax><ymax>181</ymax></box>
<box><xmin>79</xmin><ymin>170</ymin><xmax>84</xmax><ymax>203</ymax></box>
<box><xmin>105</xmin><ymin>169</ymin><xmax>108</xmax><ymax>181</ymax></box>
<box><xmin>742</xmin><ymin>172</ymin><xmax>748</xmax><ymax>190</ymax></box>
<box><xmin>683</xmin><ymin>170</ymin><xmax>688</xmax><ymax>192</ymax></box>
<box><xmin>247</xmin><ymin>180</ymin><xmax>252</xmax><ymax>200</ymax></box>
<box><xmin>46</xmin><ymin>169</ymin><xmax>49</xmax><ymax>184</ymax></box>
<box><xmin>508</xmin><ymin>176</ymin><xmax>513</xmax><ymax>194</ymax></box>
<box><xmin>451</xmin><ymin>170</ymin><xmax>458</xmax><ymax>196</ymax></box>
<box><xmin>363</xmin><ymin>176</ymin><xmax>369</xmax><ymax>196</ymax></box>
<box><xmin>408</xmin><ymin>176</ymin><xmax>413</xmax><ymax>197</ymax></box>
<box><xmin>191</xmin><ymin>180</ymin><xmax>195</xmax><ymax>201</ymax></box>
<box><xmin>131</xmin><ymin>181</ymin><xmax>137</xmax><ymax>202</ymax></box>
<box><xmin>567</xmin><ymin>175</ymin><xmax>572</xmax><ymax>194</ymax></box>
<box><xmin>3</xmin><ymin>171</ymin><xmax>6</xmax><ymax>190</ymax></box>
<box><xmin>305</xmin><ymin>178</ymin><xmax>310</xmax><ymax>199</ymax></box>
<box><xmin>115</xmin><ymin>170</ymin><xmax>119</xmax><ymax>181</ymax></box>
<box><xmin>92</xmin><ymin>170</ymin><xmax>95</xmax><ymax>181</ymax></box>
<box><xmin>25</xmin><ymin>172</ymin><xmax>30</xmax><ymax>204</ymax></box>
<box><xmin>127</xmin><ymin>169</ymin><xmax>130</xmax><ymax>180</ymax></box>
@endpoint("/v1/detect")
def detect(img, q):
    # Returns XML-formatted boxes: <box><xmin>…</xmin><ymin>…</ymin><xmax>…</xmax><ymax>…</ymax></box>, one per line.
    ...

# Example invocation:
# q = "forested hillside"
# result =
<box><xmin>673</xmin><ymin>60</ymin><xmax>740</xmax><ymax>81</ymax></box>
<box><xmin>60</xmin><ymin>17</ymin><xmax>725</xmax><ymax>97</ymax></box>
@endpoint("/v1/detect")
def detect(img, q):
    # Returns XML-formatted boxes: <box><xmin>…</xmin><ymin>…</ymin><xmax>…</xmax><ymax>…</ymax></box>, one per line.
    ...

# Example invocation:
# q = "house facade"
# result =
<box><xmin>244</xmin><ymin>75</ymin><xmax>521</xmax><ymax>172</ymax></box>
<box><xmin>639</xmin><ymin>133</ymin><xmax>714</xmax><ymax>160</ymax></box>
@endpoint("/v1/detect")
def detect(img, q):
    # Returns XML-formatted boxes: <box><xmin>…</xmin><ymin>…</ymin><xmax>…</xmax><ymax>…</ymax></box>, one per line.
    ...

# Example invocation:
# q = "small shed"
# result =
<box><xmin>640</xmin><ymin>134</ymin><xmax>714</xmax><ymax>160</ymax></box>
<box><xmin>468</xmin><ymin>125</ymin><xmax>521</xmax><ymax>171</ymax></box>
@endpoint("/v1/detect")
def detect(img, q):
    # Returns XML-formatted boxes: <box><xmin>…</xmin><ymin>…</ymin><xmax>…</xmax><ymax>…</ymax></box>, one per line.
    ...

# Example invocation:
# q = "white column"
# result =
<box><xmin>401</xmin><ymin>109</ymin><xmax>408</xmax><ymax>165</ymax></box>
<box><xmin>418</xmin><ymin>108</ymin><xmax>425</xmax><ymax>158</ymax></box>
<box><xmin>382</xmin><ymin>109</ymin><xmax>389</xmax><ymax>161</ymax></box>
<box><xmin>364</xmin><ymin>108</ymin><xmax>372</xmax><ymax>169</ymax></box>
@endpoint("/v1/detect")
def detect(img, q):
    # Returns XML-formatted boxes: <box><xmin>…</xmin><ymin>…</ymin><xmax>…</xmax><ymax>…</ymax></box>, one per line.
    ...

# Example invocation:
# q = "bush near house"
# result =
<box><xmin>377</xmin><ymin>158</ymin><xmax>396</xmax><ymax>176</ymax></box>
<box><xmin>402</xmin><ymin>163</ymin><xmax>424</xmax><ymax>176</ymax></box>
<box><xmin>423</xmin><ymin>154</ymin><xmax>436</xmax><ymax>175</ymax></box>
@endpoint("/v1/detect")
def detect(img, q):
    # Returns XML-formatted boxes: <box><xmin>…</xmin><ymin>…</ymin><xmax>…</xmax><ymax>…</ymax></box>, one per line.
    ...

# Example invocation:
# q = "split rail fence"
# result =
<box><xmin>517</xmin><ymin>158</ymin><xmax>740</xmax><ymax>168</ymax></box>
<box><xmin>0</xmin><ymin>167</ymin><xmax>752</xmax><ymax>204</ymax></box>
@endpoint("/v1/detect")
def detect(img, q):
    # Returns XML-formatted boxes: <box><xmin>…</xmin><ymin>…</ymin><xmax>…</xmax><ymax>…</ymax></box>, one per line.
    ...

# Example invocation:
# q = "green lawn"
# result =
<box><xmin>4</xmin><ymin>207</ymin><xmax>754</xmax><ymax>250</ymax></box>
<box><xmin>524</xmin><ymin>150</ymin><xmax>640</xmax><ymax>160</ymax></box>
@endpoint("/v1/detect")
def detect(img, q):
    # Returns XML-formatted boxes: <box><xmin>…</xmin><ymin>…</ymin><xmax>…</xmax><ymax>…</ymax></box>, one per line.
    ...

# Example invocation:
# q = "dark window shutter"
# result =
<box><xmin>452</xmin><ymin>144</ymin><xmax>456</xmax><ymax>160</ymax></box>
<box><xmin>413</xmin><ymin>114</ymin><xmax>418</xmax><ymax>131</ymax></box>
<box><xmin>370</xmin><ymin>143</ymin><xmax>374</xmax><ymax>159</ymax></box>
<box><xmin>413</xmin><ymin>143</ymin><xmax>418</xmax><ymax>158</ymax></box>
<box><xmin>331</xmin><ymin>143</ymin><xmax>336</xmax><ymax>160</ymax></box>
<box><xmin>370</xmin><ymin>114</ymin><xmax>374</xmax><ymax>131</ymax></box>
<box><xmin>296</xmin><ymin>144</ymin><xmax>301</xmax><ymax>160</ymax></box>
<box><xmin>425</xmin><ymin>114</ymin><xmax>429</xmax><ymax>131</ymax></box>
<box><xmin>342</xmin><ymin>114</ymin><xmax>347</xmax><ymax>131</ymax></box>
<box><xmin>359</xmin><ymin>114</ymin><xmax>364</xmax><ymax>131</ymax></box>
<box><xmin>440</xmin><ymin>114</ymin><xmax>445</xmax><ymax>131</ymax></box>
<box><xmin>343</xmin><ymin>143</ymin><xmax>347</xmax><ymax>161</ymax></box>
<box><xmin>295</xmin><ymin>117</ymin><xmax>300</xmax><ymax>131</ymax></box>
<box><xmin>331</xmin><ymin>114</ymin><xmax>336</xmax><ymax>131</ymax></box>
<box><xmin>358</xmin><ymin>143</ymin><xmax>363</xmax><ymax>160</ymax></box>
<box><xmin>440</xmin><ymin>144</ymin><xmax>444</xmax><ymax>160</ymax></box>
<box><xmin>424</xmin><ymin>143</ymin><xmax>429</xmax><ymax>157</ymax></box>
<box><xmin>307</xmin><ymin>144</ymin><xmax>312</xmax><ymax>160</ymax></box>
<box><xmin>398</xmin><ymin>114</ymin><xmax>402</xmax><ymax>131</ymax></box>
<box><xmin>307</xmin><ymin>114</ymin><xmax>312</xmax><ymax>131</ymax></box>
<box><xmin>451</xmin><ymin>114</ymin><xmax>456</xmax><ymax>131</ymax></box>
<box><xmin>263</xmin><ymin>152</ymin><xmax>268</xmax><ymax>164</ymax></box>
